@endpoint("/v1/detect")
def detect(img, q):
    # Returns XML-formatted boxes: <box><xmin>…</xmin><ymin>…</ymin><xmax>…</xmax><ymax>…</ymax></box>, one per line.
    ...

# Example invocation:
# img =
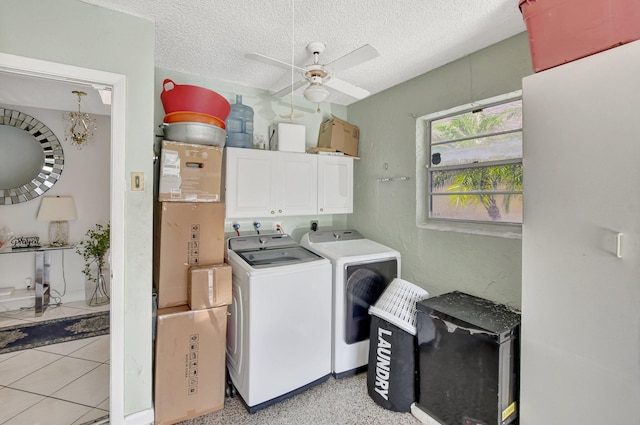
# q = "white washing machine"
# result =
<box><xmin>300</xmin><ymin>229</ymin><xmax>400</xmax><ymax>378</ymax></box>
<box><xmin>225</xmin><ymin>234</ymin><xmax>332</xmax><ymax>413</ymax></box>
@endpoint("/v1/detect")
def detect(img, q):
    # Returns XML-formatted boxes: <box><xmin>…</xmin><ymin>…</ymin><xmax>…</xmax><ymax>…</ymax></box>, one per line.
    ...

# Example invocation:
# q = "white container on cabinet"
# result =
<box><xmin>269</xmin><ymin>123</ymin><xmax>306</xmax><ymax>153</ymax></box>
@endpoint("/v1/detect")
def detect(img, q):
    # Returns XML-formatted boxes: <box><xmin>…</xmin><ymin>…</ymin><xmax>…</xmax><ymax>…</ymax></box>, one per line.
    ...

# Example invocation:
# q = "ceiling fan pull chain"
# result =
<box><xmin>290</xmin><ymin>0</ymin><xmax>294</xmax><ymax>108</ymax></box>
<box><xmin>278</xmin><ymin>0</ymin><xmax>304</xmax><ymax>120</ymax></box>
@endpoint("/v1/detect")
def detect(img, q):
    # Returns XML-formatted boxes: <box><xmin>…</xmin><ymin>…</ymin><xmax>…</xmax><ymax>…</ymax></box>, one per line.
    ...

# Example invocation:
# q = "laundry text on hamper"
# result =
<box><xmin>374</xmin><ymin>327</ymin><xmax>393</xmax><ymax>399</ymax></box>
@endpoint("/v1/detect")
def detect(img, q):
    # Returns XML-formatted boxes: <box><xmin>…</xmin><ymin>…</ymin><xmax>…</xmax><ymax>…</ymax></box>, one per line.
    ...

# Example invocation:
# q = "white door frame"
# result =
<box><xmin>0</xmin><ymin>52</ymin><xmax>127</xmax><ymax>422</ymax></box>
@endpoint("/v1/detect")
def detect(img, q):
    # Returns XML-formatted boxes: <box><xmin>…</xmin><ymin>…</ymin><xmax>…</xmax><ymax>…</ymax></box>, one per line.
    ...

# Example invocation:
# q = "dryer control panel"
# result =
<box><xmin>304</xmin><ymin>229</ymin><xmax>363</xmax><ymax>243</ymax></box>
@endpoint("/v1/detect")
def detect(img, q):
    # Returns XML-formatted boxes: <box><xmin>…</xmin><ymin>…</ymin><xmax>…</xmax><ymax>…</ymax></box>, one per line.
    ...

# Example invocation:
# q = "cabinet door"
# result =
<box><xmin>317</xmin><ymin>156</ymin><xmax>353</xmax><ymax>214</ymax></box>
<box><xmin>275</xmin><ymin>152</ymin><xmax>318</xmax><ymax>216</ymax></box>
<box><xmin>521</xmin><ymin>41</ymin><xmax>640</xmax><ymax>424</ymax></box>
<box><xmin>225</xmin><ymin>148</ymin><xmax>276</xmax><ymax>218</ymax></box>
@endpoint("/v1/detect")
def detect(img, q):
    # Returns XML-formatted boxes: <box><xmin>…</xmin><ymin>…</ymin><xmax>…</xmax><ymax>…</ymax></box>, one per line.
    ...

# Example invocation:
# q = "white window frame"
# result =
<box><xmin>416</xmin><ymin>90</ymin><xmax>523</xmax><ymax>239</ymax></box>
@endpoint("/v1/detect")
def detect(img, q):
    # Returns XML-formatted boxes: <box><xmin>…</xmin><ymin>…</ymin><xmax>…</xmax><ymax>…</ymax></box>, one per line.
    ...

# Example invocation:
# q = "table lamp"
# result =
<box><xmin>37</xmin><ymin>196</ymin><xmax>77</xmax><ymax>247</ymax></box>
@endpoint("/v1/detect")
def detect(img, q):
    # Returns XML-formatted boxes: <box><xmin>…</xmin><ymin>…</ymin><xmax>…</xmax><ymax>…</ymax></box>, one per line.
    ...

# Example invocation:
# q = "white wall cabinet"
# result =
<box><xmin>521</xmin><ymin>40</ymin><xmax>640</xmax><ymax>424</ymax></box>
<box><xmin>317</xmin><ymin>155</ymin><xmax>353</xmax><ymax>214</ymax></box>
<box><xmin>225</xmin><ymin>148</ymin><xmax>353</xmax><ymax>218</ymax></box>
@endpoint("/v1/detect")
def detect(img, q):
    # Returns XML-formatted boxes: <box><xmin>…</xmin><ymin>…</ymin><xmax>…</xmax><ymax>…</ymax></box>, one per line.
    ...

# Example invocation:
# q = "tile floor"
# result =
<box><xmin>0</xmin><ymin>301</ymin><xmax>110</xmax><ymax>425</ymax></box>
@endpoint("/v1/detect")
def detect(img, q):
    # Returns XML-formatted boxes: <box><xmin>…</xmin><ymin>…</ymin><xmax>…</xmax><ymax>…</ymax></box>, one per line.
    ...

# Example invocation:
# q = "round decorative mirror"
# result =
<box><xmin>0</xmin><ymin>108</ymin><xmax>64</xmax><ymax>205</ymax></box>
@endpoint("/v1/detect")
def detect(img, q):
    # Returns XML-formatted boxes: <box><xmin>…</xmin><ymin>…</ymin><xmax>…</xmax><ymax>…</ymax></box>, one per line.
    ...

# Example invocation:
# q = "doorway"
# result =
<box><xmin>0</xmin><ymin>52</ymin><xmax>126</xmax><ymax>423</ymax></box>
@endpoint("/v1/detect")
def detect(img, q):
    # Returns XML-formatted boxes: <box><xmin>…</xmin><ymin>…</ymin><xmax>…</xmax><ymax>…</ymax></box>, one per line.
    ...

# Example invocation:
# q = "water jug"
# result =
<box><xmin>225</xmin><ymin>95</ymin><xmax>254</xmax><ymax>148</ymax></box>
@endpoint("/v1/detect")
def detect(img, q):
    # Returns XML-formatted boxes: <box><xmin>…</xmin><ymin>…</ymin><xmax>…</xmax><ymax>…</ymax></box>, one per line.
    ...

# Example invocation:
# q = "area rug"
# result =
<box><xmin>0</xmin><ymin>311</ymin><xmax>109</xmax><ymax>354</ymax></box>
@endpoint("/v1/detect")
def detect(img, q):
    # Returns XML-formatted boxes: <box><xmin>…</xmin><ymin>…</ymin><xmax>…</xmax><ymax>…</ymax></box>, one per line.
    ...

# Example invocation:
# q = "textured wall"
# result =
<box><xmin>347</xmin><ymin>33</ymin><xmax>532</xmax><ymax>308</ymax></box>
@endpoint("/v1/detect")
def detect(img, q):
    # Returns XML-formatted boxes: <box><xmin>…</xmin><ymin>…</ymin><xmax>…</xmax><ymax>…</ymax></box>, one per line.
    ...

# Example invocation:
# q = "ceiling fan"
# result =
<box><xmin>246</xmin><ymin>42</ymin><xmax>380</xmax><ymax>104</ymax></box>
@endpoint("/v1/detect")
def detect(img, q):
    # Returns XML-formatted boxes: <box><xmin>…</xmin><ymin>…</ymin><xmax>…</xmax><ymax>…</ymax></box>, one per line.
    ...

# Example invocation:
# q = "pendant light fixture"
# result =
<box><xmin>64</xmin><ymin>90</ymin><xmax>97</xmax><ymax>148</ymax></box>
<box><xmin>303</xmin><ymin>78</ymin><xmax>330</xmax><ymax>103</ymax></box>
<box><xmin>302</xmin><ymin>45</ymin><xmax>330</xmax><ymax>104</ymax></box>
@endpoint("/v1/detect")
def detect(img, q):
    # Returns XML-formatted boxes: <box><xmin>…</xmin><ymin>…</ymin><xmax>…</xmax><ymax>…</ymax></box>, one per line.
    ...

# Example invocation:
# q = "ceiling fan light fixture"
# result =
<box><xmin>304</xmin><ymin>82</ymin><xmax>329</xmax><ymax>103</ymax></box>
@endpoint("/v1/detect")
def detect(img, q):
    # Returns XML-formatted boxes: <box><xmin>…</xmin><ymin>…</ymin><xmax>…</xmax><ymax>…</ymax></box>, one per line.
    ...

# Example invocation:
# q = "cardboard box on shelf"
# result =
<box><xmin>158</xmin><ymin>140</ymin><xmax>223</xmax><ymax>202</ymax></box>
<box><xmin>154</xmin><ymin>305</ymin><xmax>227</xmax><ymax>425</ymax></box>
<box><xmin>269</xmin><ymin>122</ymin><xmax>306</xmax><ymax>153</ymax></box>
<box><xmin>153</xmin><ymin>202</ymin><xmax>225</xmax><ymax>308</ymax></box>
<box><xmin>188</xmin><ymin>263</ymin><xmax>232</xmax><ymax>310</ymax></box>
<box><xmin>317</xmin><ymin>116</ymin><xmax>359</xmax><ymax>157</ymax></box>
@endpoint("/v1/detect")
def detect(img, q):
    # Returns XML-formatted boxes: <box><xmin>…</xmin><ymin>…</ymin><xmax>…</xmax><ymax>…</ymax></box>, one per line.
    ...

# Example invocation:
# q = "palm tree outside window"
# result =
<box><xmin>427</xmin><ymin>95</ymin><xmax>523</xmax><ymax>224</ymax></box>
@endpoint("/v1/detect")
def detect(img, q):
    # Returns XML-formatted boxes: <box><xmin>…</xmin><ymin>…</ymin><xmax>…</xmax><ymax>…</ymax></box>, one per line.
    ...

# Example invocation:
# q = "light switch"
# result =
<box><xmin>131</xmin><ymin>172</ymin><xmax>144</xmax><ymax>191</ymax></box>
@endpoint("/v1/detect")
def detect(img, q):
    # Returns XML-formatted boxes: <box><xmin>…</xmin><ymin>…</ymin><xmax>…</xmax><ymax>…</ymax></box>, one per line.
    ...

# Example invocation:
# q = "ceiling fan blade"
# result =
<box><xmin>325</xmin><ymin>44</ymin><xmax>380</xmax><ymax>73</ymax></box>
<box><xmin>324</xmin><ymin>77</ymin><xmax>370</xmax><ymax>100</ymax></box>
<box><xmin>245</xmin><ymin>53</ymin><xmax>307</xmax><ymax>73</ymax></box>
<box><xmin>271</xmin><ymin>79</ymin><xmax>308</xmax><ymax>98</ymax></box>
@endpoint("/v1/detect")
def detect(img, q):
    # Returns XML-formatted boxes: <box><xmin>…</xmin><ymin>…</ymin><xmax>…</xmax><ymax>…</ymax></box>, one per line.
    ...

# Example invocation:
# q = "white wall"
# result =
<box><xmin>0</xmin><ymin>103</ymin><xmax>110</xmax><ymax>305</ymax></box>
<box><xmin>347</xmin><ymin>33</ymin><xmax>533</xmax><ymax>308</ymax></box>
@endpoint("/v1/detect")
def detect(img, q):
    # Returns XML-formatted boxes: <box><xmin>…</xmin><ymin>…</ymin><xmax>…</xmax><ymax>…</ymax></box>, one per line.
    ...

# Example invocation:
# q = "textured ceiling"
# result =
<box><xmin>0</xmin><ymin>1</ymin><xmax>527</xmax><ymax>113</ymax></box>
<box><xmin>79</xmin><ymin>0</ymin><xmax>527</xmax><ymax>105</ymax></box>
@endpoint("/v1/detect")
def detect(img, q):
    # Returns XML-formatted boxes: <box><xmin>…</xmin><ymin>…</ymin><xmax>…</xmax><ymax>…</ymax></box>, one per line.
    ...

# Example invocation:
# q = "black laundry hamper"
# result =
<box><xmin>367</xmin><ymin>278</ymin><xmax>429</xmax><ymax>412</ymax></box>
<box><xmin>415</xmin><ymin>291</ymin><xmax>521</xmax><ymax>425</ymax></box>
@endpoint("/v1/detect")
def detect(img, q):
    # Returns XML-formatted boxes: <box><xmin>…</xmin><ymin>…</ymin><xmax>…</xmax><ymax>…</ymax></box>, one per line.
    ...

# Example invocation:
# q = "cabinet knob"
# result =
<box><xmin>278</xmin><ymin>209</ymin><xmax>283</xmax><ymax>213</ymax></box>
<box><xmin>270</xmin><ymin>211</ymin><xmax>275</xmax><ymax>215</ymax></box>
<box><xmin>320</xmin><ymin>208</ymin><xmax>324</xmax><ymax>212</ymax></box>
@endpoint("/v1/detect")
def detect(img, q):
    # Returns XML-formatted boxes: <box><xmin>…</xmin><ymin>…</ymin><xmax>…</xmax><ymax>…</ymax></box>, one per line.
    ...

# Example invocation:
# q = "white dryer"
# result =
<box><xmin>300</xmin><ymin>229</ymin><xmax>400</xmax><ymax>378</ymax></box>
<box><xmin>226</xmin><ymin>234</ymin><xmax>332</xmax><ymax>413</ymax></box>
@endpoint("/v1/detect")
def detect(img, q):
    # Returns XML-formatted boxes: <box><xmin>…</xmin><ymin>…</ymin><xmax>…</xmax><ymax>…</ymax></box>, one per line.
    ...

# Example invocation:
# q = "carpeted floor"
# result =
<box><xmin>178</xmin><ymin>373</ymin><xmax>421</xmax><ymax>425</ymax></box>
<box><xmin>0</xmin><ymin>311</ymin><xmax>109</xmax><ymax>354</ymax></box>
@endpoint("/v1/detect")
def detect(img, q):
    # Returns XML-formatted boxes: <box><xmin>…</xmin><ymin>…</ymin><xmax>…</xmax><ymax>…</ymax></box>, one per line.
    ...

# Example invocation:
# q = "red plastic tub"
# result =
<box><xmin>519</xmin><ymin>0</ymin><xmax>640</xmax><ymax>72</ymax></box>
<box><xmin>160</xmin><ymin>79</ymin><xmax>231</xmax><ymax>121</ymax></box>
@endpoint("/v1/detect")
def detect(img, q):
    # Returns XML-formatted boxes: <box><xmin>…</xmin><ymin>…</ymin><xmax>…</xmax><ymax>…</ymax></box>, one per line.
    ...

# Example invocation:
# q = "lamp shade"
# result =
<box><xmin>37</xmin><ymin>196</ymin><xmax>77</xmax><ymax>222</ymax></box>
<box><xmin>304</xmin><ymin>83</ymin><xmax>330</xmax><ymax>103</ymax></box>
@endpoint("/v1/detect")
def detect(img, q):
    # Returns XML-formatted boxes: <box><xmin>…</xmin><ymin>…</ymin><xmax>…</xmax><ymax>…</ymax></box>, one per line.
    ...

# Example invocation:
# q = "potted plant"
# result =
<box><xmin>76</xmin><ymin>223</ymin><xmax>110</xmax><ymax>306</ymax></box>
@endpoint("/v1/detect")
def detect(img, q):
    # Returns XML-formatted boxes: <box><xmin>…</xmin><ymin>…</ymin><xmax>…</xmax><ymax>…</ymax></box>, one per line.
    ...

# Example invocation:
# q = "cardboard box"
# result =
<box><xmin>153</xmin><ymin>202</ymin><xmax>225</xmax><ymax>308</ymax></box>
<box><xmin>188</xmin><ymin>263</ymin><xmax>232</xmax><ymax>310</ymax></box>
<box><xmin>154</xmin><ymin>305</ymin><xmax>227</xmax><ymax>425</ymax></box>
<box><xmin>269</xmin><ymin>122</ymin><xmax>306</xmax><ymax>153</ymax></box>
<box><xmin>158</xmin><ymin>140</ymin><xmax>223</xmax><ymax>202</ymax></box>
<box><xmin>317</xmin><ymin>115</ymin><xmax>359</xmax><ymax>157</ymax></box>
<box><xmin>519</xmin><ymin>0</ymin><xmax>640</xmax><ymax>72</ymax></box>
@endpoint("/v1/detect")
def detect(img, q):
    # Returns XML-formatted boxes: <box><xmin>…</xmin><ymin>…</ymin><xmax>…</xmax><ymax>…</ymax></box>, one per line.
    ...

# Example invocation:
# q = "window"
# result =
<box><xmin>422</xmin><ymin>92</ymin><xmax>523</xmax><ymax>226</ymax></box>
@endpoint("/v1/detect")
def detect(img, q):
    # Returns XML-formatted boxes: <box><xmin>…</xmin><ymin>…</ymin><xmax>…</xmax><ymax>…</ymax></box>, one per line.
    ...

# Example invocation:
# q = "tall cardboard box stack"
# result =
<box><xmin>154</xmin><ymin>139</ymin><xmax>231</xmax><ymax>425</ymax></box>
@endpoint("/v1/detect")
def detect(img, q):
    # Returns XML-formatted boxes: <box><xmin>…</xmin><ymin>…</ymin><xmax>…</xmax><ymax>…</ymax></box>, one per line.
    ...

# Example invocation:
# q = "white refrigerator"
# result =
<box><xmin>521</xmin><ymin>40</ymin><xmax>640</xmax><ymax>424</ymax></box>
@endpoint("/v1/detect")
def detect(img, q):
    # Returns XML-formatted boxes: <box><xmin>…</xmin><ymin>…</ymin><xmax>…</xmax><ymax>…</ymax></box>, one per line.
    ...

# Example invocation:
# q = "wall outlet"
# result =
<box><xmin>310</xmin><ymin>220</ymin><xmax>318</xmax><ymax>231</ymax></box>
<box><xmin>25</xmin><ymin>277</ymin><xmax>32</xmax><ymax>290</ymax></box>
